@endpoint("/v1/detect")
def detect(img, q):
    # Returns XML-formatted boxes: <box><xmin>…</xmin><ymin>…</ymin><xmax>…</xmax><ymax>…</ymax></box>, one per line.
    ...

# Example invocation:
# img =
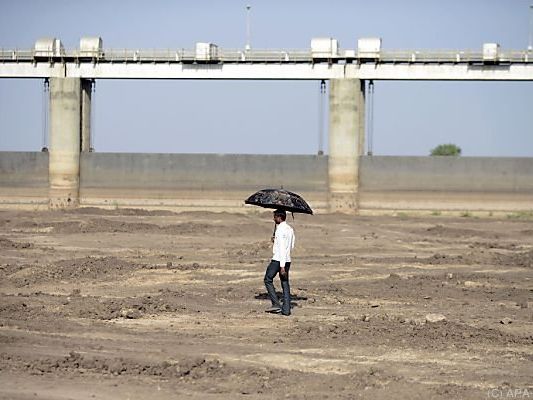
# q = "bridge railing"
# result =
<box><xmin>101</xmin><ymin>48</ymin><xmax>313</xmax><ymax>63</ymax></box>
<box><xmin>219</xmin><ymin>49</ymin><xmax>312</xmax><ymax>62</ymax></box>
<box><xmin>0</xmin><ymin>49</ymin><xmax>34</xmax><ymax>61</ymax></box>
<box><xmin>380</xmin><ymin>50</ymin><xmax>483</xmax><ymax>63</ymax></box>
<box><xmin>0</xmin><ymin>48</ymin><xmax>531</xmax><ymax>63</ymax></box>
<box><xmin>380</xmin><ymin>50</ymin><xmax>531</xmax><ymax>63</ymax></box>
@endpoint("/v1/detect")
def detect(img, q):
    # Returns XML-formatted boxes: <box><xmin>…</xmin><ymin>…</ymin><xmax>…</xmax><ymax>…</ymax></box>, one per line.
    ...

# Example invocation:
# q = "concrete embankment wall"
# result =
<box><xmin>79</xmin><ymin>153</ymin><xmax>328</xmax><ymax>211</ymax></box>
<box><xmin>1</xmin><ymin>152</ymin><xmax>532</xmax><ymax>212</ymax></box>
<box><xmin>359</xmin><ymin>156</ymin><xmax>533</xmax><ymax>212</ymax></box>
<box><xmin>0</xmin><ymin>152</ymin><xmax>49</xmax><ymax>206</ymax></box>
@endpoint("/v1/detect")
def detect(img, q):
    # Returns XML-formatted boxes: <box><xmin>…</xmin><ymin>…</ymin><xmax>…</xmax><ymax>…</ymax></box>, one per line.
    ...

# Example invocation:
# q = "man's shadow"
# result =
<box><xmin>254</xmin><ymin>291</ymin><xmax>308</xmax><ymax>309</ymax></box>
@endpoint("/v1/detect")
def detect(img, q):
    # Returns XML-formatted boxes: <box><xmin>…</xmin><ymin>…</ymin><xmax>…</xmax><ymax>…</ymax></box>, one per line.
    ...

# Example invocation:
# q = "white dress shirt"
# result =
<box><xmin>272</xmin><ymin>221</ymin><xmax>295</xmax><ymax>267</ymax></box>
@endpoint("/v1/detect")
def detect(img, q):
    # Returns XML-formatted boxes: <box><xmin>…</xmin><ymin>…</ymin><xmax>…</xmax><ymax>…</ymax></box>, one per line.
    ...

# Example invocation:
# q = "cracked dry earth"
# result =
<box><xmin>0</xmin><ymin>208</ymin><xmax>532</xmax><ymax>399</ymax></box>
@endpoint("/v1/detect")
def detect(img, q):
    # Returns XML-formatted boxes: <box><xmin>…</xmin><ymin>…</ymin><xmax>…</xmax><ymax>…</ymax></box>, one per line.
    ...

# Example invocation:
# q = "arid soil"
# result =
<box><xmin>0</xmin><ymin>208</ymin><xmax>532</xmax><ymax>399</ymax></box>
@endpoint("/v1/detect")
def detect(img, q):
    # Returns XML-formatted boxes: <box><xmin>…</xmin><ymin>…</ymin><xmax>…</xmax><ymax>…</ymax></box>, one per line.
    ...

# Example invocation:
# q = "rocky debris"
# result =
<box><xmin>361</xmin><ymin>232</ymin><xmax>379</xmax><ymax>240</ymax></box>
<box><xmin>3</xmin><ymin>351</ymin><xmax>225</xmax><ymax>379</ymax></box>
<box><xmin>0</xmin><ymin>237</ymin><xmax>33</xmax><ymax>249</ymax></box>
<box><xmin>166</xmin><ymin>262</ymin><xmax>203</xmax><ymax>271</ymax></box>
<box><xmin>517</xmin><ymin>301</ymin><xmax>529</xmax><ymax>309</ymax></box>
<box><xmin>290</xmin><ymin>313</ymin><xmax>532</xmax><ymax>349</ymax></box>
<box><xmin>0</xmin><ymin>290</ymin><xmax>187</xmax><ymax>321</ymax></box>
<box><xmin>464</xmin><ymin>281</ymin><xmax>483</xmax><ymax>288</ymax></box>
<box><xmin>72</xmin><ymin>293</ymin><xmax>187</xmax><ymax>320</ymax></box>
<box><xmin>425</xmin><ymin>313</ymin><xmax>447</xmax><ymax>323</ymax></box>
<box><xmin>428</xmin><ymin>253</ymin><xmax>466</xmax><ymax>265</ymax></box>
<box><xmin>120</xmin><ymin>308</ymin><xmax>143</xmax><ymax>319</ymax></box>
<box><xmin>493</xmin><ymin>249</ymin><xmax>533</xmax><ymax>269</ymax></box>
<box><xmin>4</xmin><ymin>257</ymin><xmax>205</xmax><ymax>286</ymax></box>
<box><xmin>233</xmin><ymin>241</ymin><xmax>271</xmax><ymax>257</ymax></box>
<box><xmin>388</xmin><ymin>273</ymin><xmax>402</xmax><ymax>280</ymax></box>
<box><xmin>5</xmin><ymin>257</ymin><xmax>145</xmax><ymax>285</ymax></box>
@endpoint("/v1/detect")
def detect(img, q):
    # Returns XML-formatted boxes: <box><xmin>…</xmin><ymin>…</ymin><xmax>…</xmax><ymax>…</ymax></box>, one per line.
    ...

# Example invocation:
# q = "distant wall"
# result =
<box><xmin>359</xmin><ymin>156</ymin><xmax>533</xmax><ymax>211</ymax></box>
<box><xmin>80</xmin><ymin>153</ymin><xmax>327</xmax><ymax>191</ymax></box>
<box><xmin>79</xmin><ymin>153</ymin><xmax>329</xmax><ymax>210</ymax></box>
<box><xmin>1</xmin><ymin>152</ymin><xmax>532</xmax><ymax>212</ymax></box>
<box><xmin>0</xmin><ymin>152</ymin><xmax>48</xmax><ymax>187</ymax></box>
<box><xmin>360</xmin><ymin>156</ymin><xmax>533</xmax><ymax>192</ymax></box>
<box><xmin>0</xmin><ymin>152</ymin><xmax>48</xmax><ymax>206</ymax></box>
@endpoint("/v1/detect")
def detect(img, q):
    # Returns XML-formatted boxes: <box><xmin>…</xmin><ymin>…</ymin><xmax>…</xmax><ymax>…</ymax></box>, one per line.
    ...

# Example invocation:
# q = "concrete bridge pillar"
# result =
<box><xmin>49</xmin><ymin>78</ymin><xmax>81</xmax><ymax>208</ymax></box>
<box><xmin>81</xmin><ymin>79</ymin><xmax>93</xmax><ymax>152</ymax></box>
<box><xmin>328</xmin><ymin>79</ymin><xmax>365</xmax><ymax>213</ymax></box>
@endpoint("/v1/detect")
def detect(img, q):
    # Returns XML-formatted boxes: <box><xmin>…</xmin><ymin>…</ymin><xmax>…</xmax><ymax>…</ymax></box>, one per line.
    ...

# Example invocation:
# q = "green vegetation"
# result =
<box><xmin>506</xmin><ymin>211</ymin><xmax>533</xmax><ymax>220</ymax></box>
<box><xmin>430</xmin><ymin>143</ymin><xmax>462</xmax><ymax>156</ymax></box>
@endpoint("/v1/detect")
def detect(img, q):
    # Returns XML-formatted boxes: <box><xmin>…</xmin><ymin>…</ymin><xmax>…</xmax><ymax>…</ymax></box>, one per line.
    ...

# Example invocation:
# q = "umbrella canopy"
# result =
<box><xmin>245</xmin><ymin>188</ymin><xmax>313</xmax><ymax>215</ymax></box>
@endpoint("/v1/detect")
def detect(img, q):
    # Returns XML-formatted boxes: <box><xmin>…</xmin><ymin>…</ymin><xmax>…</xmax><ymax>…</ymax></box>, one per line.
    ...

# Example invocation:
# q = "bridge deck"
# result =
<box><xmin>1</xmin><ymin>48</ymin><xmax>532</xmax><ymax>80</ymax></box>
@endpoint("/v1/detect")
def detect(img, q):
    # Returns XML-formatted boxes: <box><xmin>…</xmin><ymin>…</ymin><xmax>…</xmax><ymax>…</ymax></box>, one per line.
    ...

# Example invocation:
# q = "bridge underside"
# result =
<box><xmin>1</xmin><ymin>62</ymin><xmax>533</xmax><ymax>80</ymax></box>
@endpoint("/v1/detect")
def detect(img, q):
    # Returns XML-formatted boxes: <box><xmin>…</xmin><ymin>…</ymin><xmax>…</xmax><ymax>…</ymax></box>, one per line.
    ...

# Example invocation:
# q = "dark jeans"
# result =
<box><xmin>264</xmin><ymin>260</ymin><xmax>291</xmax><ymax>315</ymax></box>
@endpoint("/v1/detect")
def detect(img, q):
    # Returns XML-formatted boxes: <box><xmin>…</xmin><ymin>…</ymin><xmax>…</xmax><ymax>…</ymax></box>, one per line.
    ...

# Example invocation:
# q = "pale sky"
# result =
<box><xmin>0</xmin><ymin>0</ymin><xmax>532</xmax><ymax>156</ymax></box>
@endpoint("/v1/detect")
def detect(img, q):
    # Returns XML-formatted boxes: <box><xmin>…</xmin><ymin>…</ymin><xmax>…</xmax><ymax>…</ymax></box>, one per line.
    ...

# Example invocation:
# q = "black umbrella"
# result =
<box><xmin>244</xmin><ymin>188</ymin><xmax>313</xmax><ymax>215</ymax></box>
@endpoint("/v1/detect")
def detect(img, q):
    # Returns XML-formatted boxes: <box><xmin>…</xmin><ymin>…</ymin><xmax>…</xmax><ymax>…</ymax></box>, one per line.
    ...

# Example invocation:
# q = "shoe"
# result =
<box><xmin>265</xmin><ymin>306</ymin><xmax>281</xmax><ymax>313</ymax></box>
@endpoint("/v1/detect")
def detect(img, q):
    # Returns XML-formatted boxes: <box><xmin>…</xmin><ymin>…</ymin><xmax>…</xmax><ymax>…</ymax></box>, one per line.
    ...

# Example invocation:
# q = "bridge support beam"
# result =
<box><xmin>328</xmin><ymin>78</ymin><xmax>365</xmax><ymax>213</ymax></box>
<box><xmin>49</xmin><ymin>78</ymin><xmax>81</xmax><ymax>208</ymax></box>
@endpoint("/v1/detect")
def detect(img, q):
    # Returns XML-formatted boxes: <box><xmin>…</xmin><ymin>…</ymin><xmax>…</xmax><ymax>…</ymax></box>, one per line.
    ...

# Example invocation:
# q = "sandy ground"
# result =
<box><xmin>0</xmin><ymin>208</ymin><xmax>532</xmax><ymax>399</ymax></box>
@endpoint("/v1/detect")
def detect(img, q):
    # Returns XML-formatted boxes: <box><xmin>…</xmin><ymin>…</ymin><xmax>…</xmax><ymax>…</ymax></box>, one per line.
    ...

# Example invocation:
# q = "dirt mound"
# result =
<box><xmin>6</xmin><ymin>259</ymin><xmax>208</xmax><ymax>287</ymax></box>
<box><xmin>0</xmin><ymin>296</ymin><xmax>48</xmax><ymax>321</ymax></box>
<box><xmin>165</xmin><ymin>262</ymin><xmax>204</xmax><ymax>271</ymax></box>
<box><xmin>367</xmin><ymin>247</ymin><xmax>532</xmax><ymax>268</ymax></box>
<box><xmin>67</xmin><ymin>291</ymin><xmax>187</xmax><ymax>320</ymax></box>
<box><xmin>491</xmin><ymin>249</ymin><xmax>533</xmax><ymax>269</ymax></box>
<box><xmin>0</xmin><ymin>237</ymin><xmax>33</xmax><ymax>249</ymax></box>
<box><xmin>9</xmin><ymin>216</ymin><xmax>266</xmax><ymax>237</ymax></box>
<box><xmin>426</xmin><ymin>253</ymin><xmax>469</xmax><ymax>265</ymax></box>
<box><xmin>38</xmin><ymin>219</ymin><xmax>213</xmax><ymax>235</ymax></box>
<box><xmin>292</xmin><ymin>314</ymin><xmax>533</xmax><ymax>350</ymax></box>
<box><xmin>2</xmin><ymin>351</ymin><xmax>225</xmax><ymax>379</ymax></box>
<box><xmin>424</xmin><ymin>224</ymin><xmax>499</xmax><ymax>239</ymax></box>
<box><xmin>232</xmin><ymin>240</ymin><xmax>271</xmax><ymax>257</ymax></box>
<box><xmin>7</xmin><ymin>257</ymin><xmax>143</xmax><ymax>285</ymax></box>
<box><xmin>429</xmin><ymin>248</ymin><xmax>533</xmax><ymax>268</ymax></box>
<box><xmin>41</xmin><ymin>219</ymin><xmax>162</xmax><ymax>234</ymax></box>
<box><xmin>0</xmin><ymin>290</ymin><xmax>188</xmax><ymax>321</ymax></box>
<box><xmin>64</xmin><ymin>207</ymin><xmax>177</xmax><ymax>216</ymax></box>
<box><xmin>316</xmin><ymin>272</ymin><xmax>529</xmax><ymax>306</ymax></box>
<box><xmin>54</xmin><ymin>256</ymin><xmax>142</xmax><ymax>279</ymax></box>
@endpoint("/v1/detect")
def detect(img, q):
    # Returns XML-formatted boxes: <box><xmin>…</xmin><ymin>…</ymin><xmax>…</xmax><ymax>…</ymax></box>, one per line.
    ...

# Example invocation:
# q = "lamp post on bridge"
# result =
<box><xmin>245</xmin><ymin>5</ymin><xmax>252</xmax><ymax>52</ymax></box>
<box><xmin>529</xmin><ymin>4</ymin><xmax>533</xmax><ymax>51</ymax></box>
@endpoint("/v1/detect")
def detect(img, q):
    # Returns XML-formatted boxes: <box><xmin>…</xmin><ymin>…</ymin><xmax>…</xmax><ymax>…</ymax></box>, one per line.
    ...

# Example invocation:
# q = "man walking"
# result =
<box><xmin>264</xmin><ymin>209</ymin><xmax>295</xmax><ymax>316</ymax></box>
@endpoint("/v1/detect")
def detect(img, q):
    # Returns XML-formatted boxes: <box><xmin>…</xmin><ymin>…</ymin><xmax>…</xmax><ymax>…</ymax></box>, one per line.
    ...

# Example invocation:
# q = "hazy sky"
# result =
<box><xmin>0</xmin><ymin>0</ymin><xmax>532</xmax><ymax>156</ymax></box>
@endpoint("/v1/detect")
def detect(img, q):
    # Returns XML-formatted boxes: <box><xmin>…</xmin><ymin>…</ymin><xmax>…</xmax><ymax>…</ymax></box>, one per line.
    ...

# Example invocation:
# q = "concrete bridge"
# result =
<box><xmin>1</xmin><ymin>38</ymin><xmax>533</xmax><ymax>213</ymax></box>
